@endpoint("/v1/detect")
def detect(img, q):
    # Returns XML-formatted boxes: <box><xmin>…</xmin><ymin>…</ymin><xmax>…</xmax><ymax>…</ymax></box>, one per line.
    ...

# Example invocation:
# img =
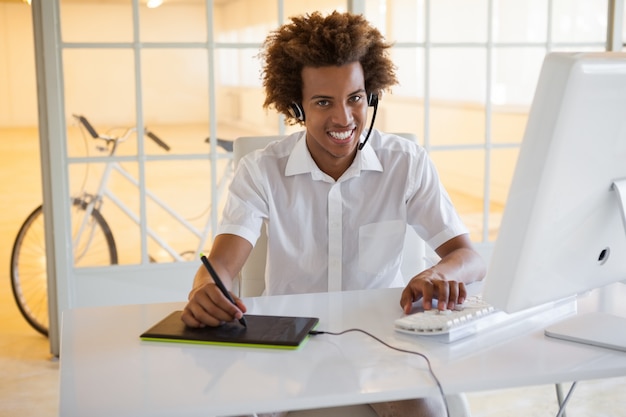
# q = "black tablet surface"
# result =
<box><xmin>140</xmin><ymin>311</ymin><xmax>319</xmax><ymax>350</ymax></box>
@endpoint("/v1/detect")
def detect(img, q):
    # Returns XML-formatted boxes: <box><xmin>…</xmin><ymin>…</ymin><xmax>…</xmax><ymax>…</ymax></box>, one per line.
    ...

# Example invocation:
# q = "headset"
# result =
<box><xmin>288</xmin><ymin>92</ymin><xmax>379</xmax><ymax>150</ymax></box>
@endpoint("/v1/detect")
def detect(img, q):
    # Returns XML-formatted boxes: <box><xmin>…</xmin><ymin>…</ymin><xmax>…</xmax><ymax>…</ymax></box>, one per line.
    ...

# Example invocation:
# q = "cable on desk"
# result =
<box><xmin>309</xmin><ymin>329</ymin><xmax>450</xmax><ymax>417</ymax></box>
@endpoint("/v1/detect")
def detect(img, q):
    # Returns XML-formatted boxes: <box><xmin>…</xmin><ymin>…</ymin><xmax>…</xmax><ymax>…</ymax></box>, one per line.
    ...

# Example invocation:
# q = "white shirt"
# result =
<box><xmin>218</xmin><ymin>130</ymin><xmax>468</xmax><ymax>296</ymax></box>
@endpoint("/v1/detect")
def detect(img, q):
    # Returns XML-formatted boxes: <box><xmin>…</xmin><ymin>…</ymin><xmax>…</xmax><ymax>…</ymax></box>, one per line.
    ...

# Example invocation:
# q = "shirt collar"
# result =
<box><xmin>285</xmin><ymin>132</ymin><xmax>384</xmax><ymax>180</ymax></box>
<box><xmin>285</xmin><ymin>133</ymin><xmax>317</xmax><ymax>177</ymax></box>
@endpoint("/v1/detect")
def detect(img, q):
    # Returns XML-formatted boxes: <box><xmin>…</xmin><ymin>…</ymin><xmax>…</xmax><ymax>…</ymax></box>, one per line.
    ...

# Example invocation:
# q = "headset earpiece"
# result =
<box><xmin>367</xmin><ymin>92</ymin><xmax>379</xmax><ymax>107</ymax></box>
<box><xmin>289</xmin><ymin>102</ymin><xmax>305</xmax><ymax>121</ymax></box>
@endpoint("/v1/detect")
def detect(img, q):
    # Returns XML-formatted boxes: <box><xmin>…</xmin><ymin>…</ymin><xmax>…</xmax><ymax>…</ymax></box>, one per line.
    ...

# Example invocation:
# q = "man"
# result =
<box><xmin>182</xmin><ymin>11</ymin><xmax>485</xmax><ymax>417</ymax></box>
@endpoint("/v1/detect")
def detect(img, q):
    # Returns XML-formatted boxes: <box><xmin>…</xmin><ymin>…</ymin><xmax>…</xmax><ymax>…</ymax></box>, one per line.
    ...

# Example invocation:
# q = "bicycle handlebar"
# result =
<box><xmin>146</xmin><ymin>130</ymin><xmax>171</xmax><ymax>151</ymax></box>
<box><xmin>75</xmin><ymin>114</ymin><xmax>99</xmax><ymax>139</ymax></box>
<box><xmin>72</xmin><ymin>114</ymin><xmax>171</xmax><ymax>152</ymax></box>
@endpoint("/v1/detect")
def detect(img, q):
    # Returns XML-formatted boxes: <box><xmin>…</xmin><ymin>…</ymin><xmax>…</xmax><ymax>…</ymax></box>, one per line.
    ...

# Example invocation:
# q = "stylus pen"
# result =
<box><xmin>199</xmin><ymin>253</ymin><xmax>247</xmax><ymax>328</ymax></box>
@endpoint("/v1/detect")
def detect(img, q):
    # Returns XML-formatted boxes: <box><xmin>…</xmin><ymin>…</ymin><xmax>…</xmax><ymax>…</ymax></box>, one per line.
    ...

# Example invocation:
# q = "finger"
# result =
<box><xmin>188</xmin><ymin>285</ymin><xmax>240</xmax><ymax>326</ymax></box>
<box><xmin>180</xmin><ymin>308</ymin><xmax>204</xmax><ymax>328</ymax></box>
<box><xmin>207</xmin><ymin>288</ymin><xmax>244</xmax><ymax>322</ymax></box>
<box><xmin>231</xmin><ymin>294</ymin><xmax>248</xmax><ymax>314</ymax></box>
<box><xmin>181</xmin><ymin>300</ymin><xmax>228</xmax><ymax>328</ymax></box>
<box><xmin>447</xmin><ymin>282</ymin><xmax>459</xmax><ymax>310</ymax></box>
<box><xmin>421</xmin><ymin>281</ymin><xmax>435</xmax><ymax>311</ymax></box>
<box><xmin>436</xmin><ymin>281</ymin><xmax>450</xmax><ymax>311</ymax></box>
<box><xmin>184</xmin><ymin>299</ymin><xmax>226</xmax><ymax>327</ymax></box>
<box><xmin>400</xmin><ymin>287</ymin><xmax>421</xmax><ymax>314</ymax></box>
<box><xmin>458</xmin><ymin>282</ymin><xmax>467</xmax><ymax>304</ymax></box>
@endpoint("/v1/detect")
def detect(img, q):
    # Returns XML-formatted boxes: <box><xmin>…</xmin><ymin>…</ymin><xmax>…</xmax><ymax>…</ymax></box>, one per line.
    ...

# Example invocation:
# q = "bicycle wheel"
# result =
<box><xmin>10</xmin><ymin>200</ymin><xmax>118</xmax><ymax>336</ymax></box>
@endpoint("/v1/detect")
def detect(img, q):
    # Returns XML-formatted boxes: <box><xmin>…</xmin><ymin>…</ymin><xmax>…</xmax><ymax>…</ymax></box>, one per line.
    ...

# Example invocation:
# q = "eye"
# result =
<box><xmin>349</xmin><ymin>94</ymin><xmax>364</xmax><ymax>104</ymax></box>
<box><xmin>315</xmin><ymin>99</ymin><xmax>330</xmax><ymax>107</ymax></box>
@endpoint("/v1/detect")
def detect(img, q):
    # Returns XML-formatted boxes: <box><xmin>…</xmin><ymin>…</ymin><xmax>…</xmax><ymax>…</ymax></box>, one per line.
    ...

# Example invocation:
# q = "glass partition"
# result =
<box><xmin>51</xmin><ymin>0</ymin><xmax>616</xmax><ymax>270</ymax></box>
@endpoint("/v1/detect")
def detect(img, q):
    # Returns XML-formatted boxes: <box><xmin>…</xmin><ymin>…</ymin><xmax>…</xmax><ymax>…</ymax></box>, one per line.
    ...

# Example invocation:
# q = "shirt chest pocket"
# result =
<box><xmin>358</xmin><ymin>220</ymin><xmax>405</xmax><ymax>273</ymax></box>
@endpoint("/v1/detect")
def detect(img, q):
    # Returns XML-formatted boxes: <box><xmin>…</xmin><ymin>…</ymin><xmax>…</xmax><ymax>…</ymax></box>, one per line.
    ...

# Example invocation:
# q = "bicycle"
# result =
<box><xmin>10</xmin><ymin>114</ymin><xmax>234</xmax><ymax>336</ymax></box>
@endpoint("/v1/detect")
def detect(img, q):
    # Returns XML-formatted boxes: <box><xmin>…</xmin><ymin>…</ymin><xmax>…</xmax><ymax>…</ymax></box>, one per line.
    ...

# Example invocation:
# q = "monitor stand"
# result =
<box><xmin>545</xmin><ymin>178</ymin><xmax>626</xmax><ymax>352</ymax></box>
<box><xmin>544</xmin><ymin>312</ymin><xmax>626</xmax><ymax>352</ymax></box>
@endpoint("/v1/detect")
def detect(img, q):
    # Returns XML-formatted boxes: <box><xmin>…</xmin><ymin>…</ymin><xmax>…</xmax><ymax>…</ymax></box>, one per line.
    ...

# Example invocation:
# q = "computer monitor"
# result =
<box><xmin>482</xmin><ymin>52</ymin><xmax>626</xmax><ymax>350</ymax></box>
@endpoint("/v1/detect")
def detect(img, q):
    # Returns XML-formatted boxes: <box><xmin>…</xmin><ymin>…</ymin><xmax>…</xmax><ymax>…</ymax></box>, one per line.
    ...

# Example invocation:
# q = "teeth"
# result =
<box><xmin>329</xmin><ymin>130</ymin><xmax>352</xmax><ymax>140</ymax></box>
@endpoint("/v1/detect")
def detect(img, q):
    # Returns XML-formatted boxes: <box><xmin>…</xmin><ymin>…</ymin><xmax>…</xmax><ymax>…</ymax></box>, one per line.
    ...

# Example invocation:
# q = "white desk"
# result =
<box><xmin>59</xmin><ymin>286</ymin><xmax>626</xmax><ymax>417</ymax></box>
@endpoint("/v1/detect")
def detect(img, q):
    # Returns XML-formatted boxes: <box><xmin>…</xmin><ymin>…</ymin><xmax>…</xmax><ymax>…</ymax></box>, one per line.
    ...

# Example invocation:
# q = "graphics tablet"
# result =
<box><xmin>140</xmin><ymin>311</ymin><xmax>319</xmax><ymax>350</ymax></box>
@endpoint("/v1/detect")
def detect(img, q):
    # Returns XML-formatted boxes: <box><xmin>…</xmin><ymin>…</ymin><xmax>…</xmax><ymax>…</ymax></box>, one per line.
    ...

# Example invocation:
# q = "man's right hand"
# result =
<box><xmin>181</xmin><ymin>234</ymin><xmax>253</xmax><ymax>327</ymax></box>
<box><xmin>181</xmin><ymin>282</ymin><xmax>247</xmax><ymax>328</ymax></box>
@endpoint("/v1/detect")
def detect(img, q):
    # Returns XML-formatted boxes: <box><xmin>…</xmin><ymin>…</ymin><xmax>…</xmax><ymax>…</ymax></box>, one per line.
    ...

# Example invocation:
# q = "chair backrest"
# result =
<box><xmin>233</xmin><ymin>136</ymin><xmax>283</xmax><ymax>297</ymax></box>
<box><xmin>233</xmin><ymin>133</ymin><xmax>426</xmax><ymax>297</ymax></box>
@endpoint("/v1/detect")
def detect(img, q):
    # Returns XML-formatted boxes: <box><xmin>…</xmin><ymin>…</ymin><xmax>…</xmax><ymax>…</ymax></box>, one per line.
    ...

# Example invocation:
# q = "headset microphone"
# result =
<box><xmin>358</xmin><ymin>93</ymin><xmax>379</xmax><ymax>151</ymax></box>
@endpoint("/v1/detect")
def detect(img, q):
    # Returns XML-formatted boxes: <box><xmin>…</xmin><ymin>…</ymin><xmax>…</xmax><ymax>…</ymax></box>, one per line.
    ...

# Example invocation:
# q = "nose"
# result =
<box><xmin>330</xmin><ymin>102</ymin><xmax>353</xmax><ymax>125</ymax></box>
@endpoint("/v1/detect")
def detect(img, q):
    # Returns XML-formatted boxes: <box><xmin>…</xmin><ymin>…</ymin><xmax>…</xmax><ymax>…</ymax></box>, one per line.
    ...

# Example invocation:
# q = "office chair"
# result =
<box><xmin>232</xmin><ymin>133</ymin><xmax>472</xmax><ymax>417</ymax></box>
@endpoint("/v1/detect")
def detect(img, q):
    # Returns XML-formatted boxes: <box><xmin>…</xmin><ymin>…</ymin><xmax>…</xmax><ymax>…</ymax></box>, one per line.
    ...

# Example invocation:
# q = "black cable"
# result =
<box><xmin>309</xmin><ymin>329</ymin><xmax>450</xmax><ymax>417</ymax></box>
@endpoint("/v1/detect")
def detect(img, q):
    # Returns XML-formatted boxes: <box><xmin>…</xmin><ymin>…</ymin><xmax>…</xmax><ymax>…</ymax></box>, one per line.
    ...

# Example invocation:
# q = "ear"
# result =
<box><xmin>288</xmin><ymin>102</ymin><xmax>305</xmax><ymax>121</ymax></box>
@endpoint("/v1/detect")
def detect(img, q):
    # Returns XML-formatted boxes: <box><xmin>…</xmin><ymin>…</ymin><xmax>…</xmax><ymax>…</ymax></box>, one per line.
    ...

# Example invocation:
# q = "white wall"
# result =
<box><xmin>0</xmin><ymin>1</ymin><xmax>348</xmax><ymax>129</ymax></box>
<box><xmin>0</xmin><ymin>0</ymin><xmax>524</xmax><ymax>208</ymax></box>
<box><xmin>0</xmin><ymin>3</ymin><xmax>38</xmax><ymax>127</ymax></box>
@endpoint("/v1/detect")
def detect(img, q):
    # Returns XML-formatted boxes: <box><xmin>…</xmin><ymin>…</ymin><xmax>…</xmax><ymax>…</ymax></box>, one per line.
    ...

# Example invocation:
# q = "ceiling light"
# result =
<box><xmin>146</xmin><ymin>0</ymin><xmax>163</xmax><ymax>8</ymax></box>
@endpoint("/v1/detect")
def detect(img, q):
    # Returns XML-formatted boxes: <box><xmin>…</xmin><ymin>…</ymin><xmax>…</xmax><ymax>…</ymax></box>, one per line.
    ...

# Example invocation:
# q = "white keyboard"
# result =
<box><xmin>394</xmin><ymin>295</ymin><xmax>578</xmax><ymax>343</ymax></box>
<box><xmin>395</xmin><ymin>296</ymin><xmax>501</xmax><ymax>342</ymax></box>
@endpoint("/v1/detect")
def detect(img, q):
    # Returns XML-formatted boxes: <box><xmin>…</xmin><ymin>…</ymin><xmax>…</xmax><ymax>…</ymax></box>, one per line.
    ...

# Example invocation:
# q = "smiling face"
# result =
<box><xmin>301</xmin><ymin>61</ymin><xmax>369</xmax><ymax>180</ymax></box>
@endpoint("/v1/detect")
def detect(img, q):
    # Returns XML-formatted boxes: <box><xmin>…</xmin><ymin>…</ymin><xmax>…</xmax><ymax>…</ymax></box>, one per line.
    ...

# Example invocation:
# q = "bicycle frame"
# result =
<box><xmin>72</xmin><ymin>115</ymin><xmax>233</xmax><ymax>264</ymax></box>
